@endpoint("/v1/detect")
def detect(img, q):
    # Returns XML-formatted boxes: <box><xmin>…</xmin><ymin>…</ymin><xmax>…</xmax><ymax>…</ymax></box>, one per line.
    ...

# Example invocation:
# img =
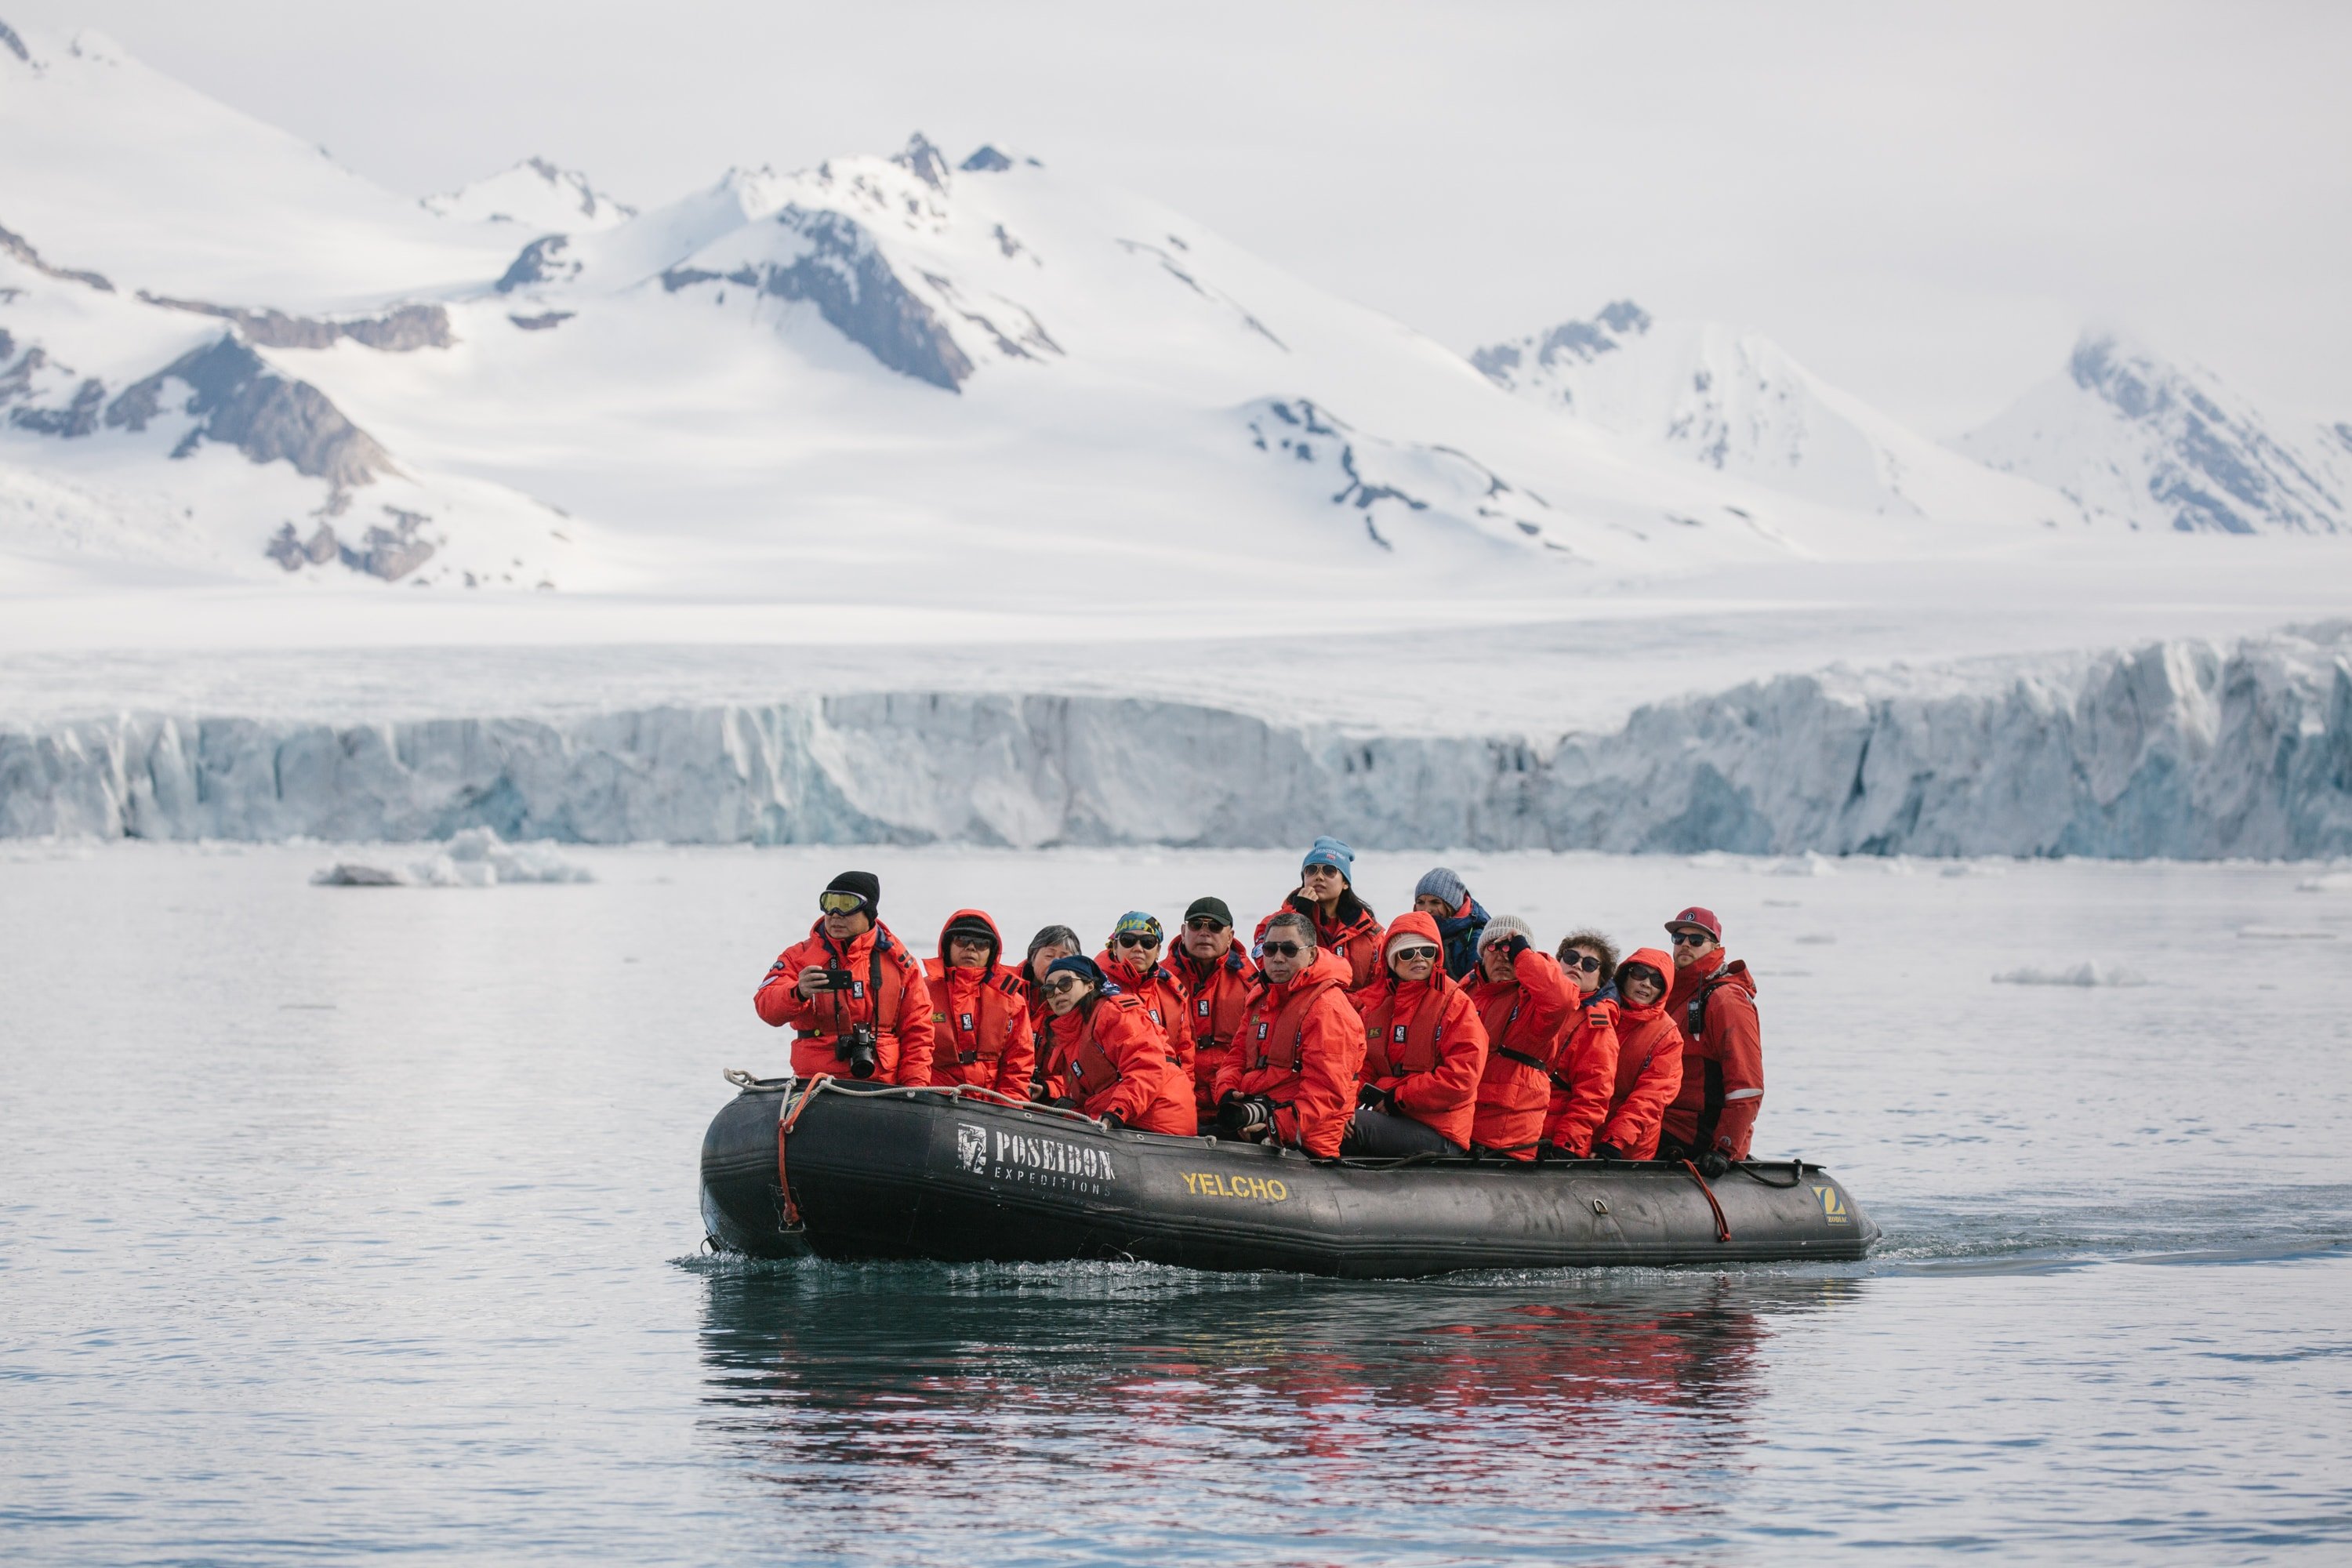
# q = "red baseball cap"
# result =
<box><xmin>1665</xmin><ymin>906</ymin><xmax>1722</xmax><ymax>941</ymax></box>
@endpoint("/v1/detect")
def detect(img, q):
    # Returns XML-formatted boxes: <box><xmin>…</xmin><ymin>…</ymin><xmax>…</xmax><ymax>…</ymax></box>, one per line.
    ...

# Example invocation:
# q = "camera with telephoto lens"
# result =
<box><xmin>837</xmin><ymin>1021</ymin><xmax>881</xmax><ymax>1080</ymax></box>
<box><xmin>1216</xmin><ymin>1093</ymin><xmax>1274</xmax><ymax>1140</ymax></box>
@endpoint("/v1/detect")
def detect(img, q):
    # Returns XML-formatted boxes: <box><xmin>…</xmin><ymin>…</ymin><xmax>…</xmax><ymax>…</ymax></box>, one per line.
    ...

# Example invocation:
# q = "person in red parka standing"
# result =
<box><xmin>1659</xmin><ymin>906</ymin><xmax>1762</xmax><ymax>1176</ymax></box>
<box><xmin>1096</xmin><ymin>911</ymin><xmax>1193</xmax><ymax>1080</ymax></box>
<box><xmin>1465</xmin><ymin>915</ymin><xmax>1577</xmax><ymax>1160</ymax></box>
<box><xmin>1034</xmin><ymin>956</ymin><xmax>1195</xmax><ymax>1134</ymax></box>
<box><xmin>1588</xmin><ymin>948</ymin><xmax>1682</xmax><ymax>1161</ymax></box>
<box><xmin>920</xmin><ymin>908</ymin><xmax>1034</xmax><ymax>1098</ymax></box>
<box><xmin>1214</xmin><ymin>910</ymin><xmax>1365</xmax><ymax>1159</ymax></box>
<box><xmin>1542</xmin><ymin>930</ymin><xmax>1621</xmax><ymax>1159</ymax></box>
<box><xmin>1252</xmin><ymin>837</ymin><xmax>1385</xmax><ymax>992</ymax></box>
<box><xmin>753</xmin><ymin>871</ymin><xmax>934</xmax><ymax>1086</ymax></box>
<box><xmin>1348</xmin><ymin>910</ymin><xmax>1486</xmax><ymax>1155</ymax></box>
<box><xmin>1170</xmin><ymin>896</ymin><xmax>1257</xmax><ymax>1128</ymax></box>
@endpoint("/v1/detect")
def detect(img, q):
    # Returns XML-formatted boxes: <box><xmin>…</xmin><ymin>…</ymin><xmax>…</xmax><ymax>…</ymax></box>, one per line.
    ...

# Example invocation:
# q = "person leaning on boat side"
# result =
<box><xmin>753</xmin><ymin>871</ymin><xmax>935</xmax><ymax>1086</ymax></box>
<box><xmin>1541</xmin><ymin>930</ymin><xmax>1622</xmax><ymax>1159</ymax></box>
<box><xmin>1657</xmin><ymin>906</ymin><xmax>1762</xmax><ymax>1178</ymax></box>
<box><xmin>1171</xmin><ymin>895</ymin><xmax>1258</xmax><ymax>1130</ymax></box>
<box><xmin>1034</xmin><ymin>956</ymin><xmax>1195</xmax><ymax>1134</ymax></box>
<box><xmin>1584</xmin><ymin>947</ymin><xmax>1682</xmax><ymax>1161</ymax></box>
<box><xmin>1465</xmin><ymin>916</ymin><xmax>1579</xmax><ymax>1160</ymax></box>
<box><xmin>1252</xmin><ymin>837</ymin><xmax>1385</xmax><ymax>992</ymax></box>
<box><xmin>1345</xmin><ymin>911</ymin><xmax>1486</xmax><ymax>1156</ymax></box>
<box><xmin>1412</xmin><ymin>866</ymin><xmax>1491</xmax><ymax>982</ymax></box>
<box><xmin>1096</xmin><ymin>911</ymin><xmax>1194</xmax><ymax>1082</ymax></box>
<box><xmin>920</xmin><ymin>908</ymin><xmax>1035</xmax><ymax>1098</ymax></box>
<box><xmin>1214</xmin><ymin>910</ymin><xmax>1365</xmax><ymax>1158</ymax></box>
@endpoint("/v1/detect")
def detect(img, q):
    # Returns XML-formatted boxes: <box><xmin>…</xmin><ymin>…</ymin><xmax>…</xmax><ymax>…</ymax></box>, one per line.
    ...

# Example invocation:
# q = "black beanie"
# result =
<box><xmin>1185</xmin><ymin>895</ymin><xmax>1234</xmax><ymax>928</ymax></box>
<box><xmin>824</xmin><ymin>869</ymin><xmax>881</xmax><ymax>910</ymax></box>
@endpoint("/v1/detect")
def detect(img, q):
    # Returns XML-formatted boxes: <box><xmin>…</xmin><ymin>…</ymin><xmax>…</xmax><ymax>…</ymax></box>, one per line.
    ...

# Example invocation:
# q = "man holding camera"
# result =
<box><xmin>1212</xmin><ymin>910</ymin><xmax>1364</xmax><ymax>1158</ymax></box>
<box><xmin>754</xmin><ymin>871</ymin><xmax>935</xmax><ymax>1086</ymax></box>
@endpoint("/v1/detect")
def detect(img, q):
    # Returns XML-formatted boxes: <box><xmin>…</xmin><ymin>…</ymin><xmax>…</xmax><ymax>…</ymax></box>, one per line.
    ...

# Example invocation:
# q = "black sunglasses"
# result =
<box><xmin>1185</xmin><ymin>916</ymin><xmax>1228</xmax><ymax>932</ymax></box>
<box><xmin>1260</xmin><ymin>940</ymin><xmax>1305</xmax><ymax>958</ymax></box>
<box><xmin>1113</xmin><ymin>931</ymin><xmax>1160</xmax><ymax>949</ymax></box>
<box><xmin>1670</xmin><ymin>930</ymin><xmax>1715</xmax><ymax>946</ymax></box>
<box><xmin>1563</xmin><ymin>953</ymin><xmax>1601</xmax><ymax>972</ymax></box>
<box><xmin>1041</xmin><ymin>976</ymin><xmax>1083</xmax><ymax>995</ymax></box>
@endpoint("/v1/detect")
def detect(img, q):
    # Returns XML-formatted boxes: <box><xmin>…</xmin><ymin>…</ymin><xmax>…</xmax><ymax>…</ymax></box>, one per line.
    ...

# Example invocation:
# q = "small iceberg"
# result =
<box><xmin>312</xmin><ymin>828</ymin><xmax>593</xmax><ymax>887</ymax></box>
<box><xmin>1992</xmin><ymin>963</ymin><xmax>2147</xmax><ymax>988</ymax></box>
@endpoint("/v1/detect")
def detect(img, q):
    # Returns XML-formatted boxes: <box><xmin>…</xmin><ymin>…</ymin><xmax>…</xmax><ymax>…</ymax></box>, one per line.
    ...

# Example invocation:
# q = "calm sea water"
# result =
<box><xmin>4</xmin><ymin>842</ymin><xmax>2348</xmax><ymax>1564</ymax></box>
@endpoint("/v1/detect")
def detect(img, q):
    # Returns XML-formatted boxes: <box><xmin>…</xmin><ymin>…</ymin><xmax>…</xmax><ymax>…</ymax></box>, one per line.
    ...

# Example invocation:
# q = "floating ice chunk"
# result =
<box><xmin>2296</xmin><ymin>873</ymin><xmax>2352</xmax><ymax>893</ymax></box>
<box><xmin>310</xmin><ymin>828</ymin><xmax>591</xmax><ymax>887</ymax></box>
<box><xmin>1992</xmin><ymin>963</ymin><xmax>2147</xmax><ymax>987</ymax></box>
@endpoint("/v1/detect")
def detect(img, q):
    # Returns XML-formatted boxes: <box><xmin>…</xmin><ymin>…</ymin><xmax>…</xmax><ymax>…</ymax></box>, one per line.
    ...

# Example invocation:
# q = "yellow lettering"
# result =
<box><xmin>1245</xmin><ymin>1178</ymin><xmax>1267</xmax><ymax>1200</ymax></box>
<box><xmin>1181</xmin><ymin>1172</ymin><xmax>1200</xmax><ymax>1194</ymax></box>
<box><xmin>1267</xmin><ymin>1180</ymin><xmax>1288</xmax><ymax>1201</ymax></box>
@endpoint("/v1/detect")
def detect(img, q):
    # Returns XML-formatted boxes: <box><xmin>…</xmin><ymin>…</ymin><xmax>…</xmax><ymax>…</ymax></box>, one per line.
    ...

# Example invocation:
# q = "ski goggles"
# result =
<box><xmin>818</xmin><ymin>891</ymin><xmax>872</xmax><ymax>916</ymax></box>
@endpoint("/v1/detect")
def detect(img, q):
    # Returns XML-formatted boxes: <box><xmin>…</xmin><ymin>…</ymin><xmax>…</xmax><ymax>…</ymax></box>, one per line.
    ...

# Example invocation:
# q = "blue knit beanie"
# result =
<box><xmin>1047</xmin><ymin>955</ymin><xmax>1106</xmax><ymax>987</ymax></box>
<box><xmin>1301</xmin><ymin>836</ymin><xmax>1355</xmax><ymax>881</ymax></box>
<box><xmin>1414</xmin><ymin>866</ymin><xmax>1468</xmax><ymax>908</ymax></box>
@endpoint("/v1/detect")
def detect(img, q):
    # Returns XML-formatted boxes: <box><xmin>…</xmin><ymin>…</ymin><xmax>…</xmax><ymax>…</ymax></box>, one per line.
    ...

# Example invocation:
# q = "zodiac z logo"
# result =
<box><xmin>956</xmin><ymin>1123</ymin><xmax>989</xmax><ymax>1174</ymax></box>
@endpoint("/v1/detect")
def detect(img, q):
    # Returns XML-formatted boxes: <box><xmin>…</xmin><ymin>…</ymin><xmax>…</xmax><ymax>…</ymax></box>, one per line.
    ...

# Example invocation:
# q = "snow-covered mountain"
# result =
<box><xmin>1472</xmin><ymin>302</ymin><xmax>2074</xmax><ymax>528</ymax></box>
<box><xmin>423</xmin><ymin>158</ymin><xmax>635</xmax><ymax>231</ymax></box>
<box><xmin>1961</xmin><ymin>332</ymin><xmax>2350</xmax><ymax>535</ymax></box>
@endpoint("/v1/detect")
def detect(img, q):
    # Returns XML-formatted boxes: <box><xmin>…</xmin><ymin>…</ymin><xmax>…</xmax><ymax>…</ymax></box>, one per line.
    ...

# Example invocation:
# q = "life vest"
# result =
<box><xmin>1185</xmin><ymin>949</ymin><xmax>1254</xmax><ymax>1049</ymax></box>
<box><xmin>1247</xmin><ymin>977</ymin><xmax>1332</xmax><ymax>1074</ymax></box>
<box><xmin>1060</xmin><ymin>994</ymin><xmax>1152</xmax><ymax>1097</ymax></box>
<box><xmin>1363</xmin><ymin>980</ymin><xmax>1454</xmax><ymax>1078</ymax></box>
<box><xmin>800</xmin><ymin>929</ymin><xmax>916</xmax><ymax>1050</ymax></box>
<box><xmin>1684</xmin><ymin>960</ymin><xmax>1757</xmax><ymax>1044</ymax></box>
<box><xmin>925</xmin><ymin>963</ymin><xmax>1025</xmax><ymax>1066</ymax></box>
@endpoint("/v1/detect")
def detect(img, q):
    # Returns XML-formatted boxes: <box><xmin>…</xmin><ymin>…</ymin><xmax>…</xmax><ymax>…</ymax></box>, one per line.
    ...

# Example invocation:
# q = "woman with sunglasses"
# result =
<box><xmin>1345</xmin><ymin>910</ymin><xmax>1486</xmax><ymax>1156</ymax></box>
<box><xmin>1543</xmin><ymin>930</ymin><xmax>1621</xmax><ymax>1159</ymax></box>
<box><xmin>1034</xmin><ymin>956</ymin><xmax>1196</xmax><ymax>1135</ymax></box>
<box><xmin>753</xmin><ymin>870</ymin><xmax>935</xmax><ymax>1087</ymax></box>
<box><xmin>1095</xmin><ymin>911</ymin><xmax>1193</xmax><ymax>1083</ymax></box>
<box><xmin>1021</xmin><ymin>924</ymin><xmax>1084</xmax><ymax>1029</ymax></box>
<box><xmin>1252</xmin><ymin>837</ymin><xmax>1385</xmax><ymax>992</ymax></box>
<box><xmin>1583</xmin><ymin>947</ymin><xmax>1683</xmax><ymax>1161</ymax></box>
<box><xmin>1465</xmin><ymin>916</ymin><xmax>1577</xmax><ymax>1159</ymax></box>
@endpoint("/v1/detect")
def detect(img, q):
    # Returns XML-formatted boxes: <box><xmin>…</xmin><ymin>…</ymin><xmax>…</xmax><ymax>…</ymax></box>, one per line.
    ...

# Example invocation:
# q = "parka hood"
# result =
<box><xmin>1381</xmin><ymin>909</ymin><xmax>1443</xmax><ymax>966</ymax></box>
<box><xmin>936</xmin><ymin>907</ymin><xmax>1004</xmax><ymax>970</ymax></box>
<box><xmin>1614</xmin><ymin>947</ymin><xmax>1675</xmax><ymax>1021</ymax></box>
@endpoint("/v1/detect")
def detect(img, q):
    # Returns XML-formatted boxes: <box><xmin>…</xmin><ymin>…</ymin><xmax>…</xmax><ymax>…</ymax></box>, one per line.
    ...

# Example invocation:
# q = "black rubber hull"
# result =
<box><xmin>699</xmin><ymin>1083</ymin><xmax>1878</xmax><ymax>1278</ymax></box>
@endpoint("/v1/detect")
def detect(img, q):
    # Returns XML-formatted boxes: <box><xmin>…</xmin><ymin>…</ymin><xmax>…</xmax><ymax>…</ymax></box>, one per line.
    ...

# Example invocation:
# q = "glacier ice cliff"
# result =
<box><xmin>4</xmin><ymin>628</ymin><xmax>2349</xmax><ymax>858</ymax></box>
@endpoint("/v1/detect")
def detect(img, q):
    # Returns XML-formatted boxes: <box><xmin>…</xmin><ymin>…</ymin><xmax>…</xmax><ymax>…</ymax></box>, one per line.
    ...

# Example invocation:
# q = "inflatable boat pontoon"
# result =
<box><xmin>700</xmin><ymin>1076</ymin><xmax>1878</xmax><ymax>1278</ymax></box>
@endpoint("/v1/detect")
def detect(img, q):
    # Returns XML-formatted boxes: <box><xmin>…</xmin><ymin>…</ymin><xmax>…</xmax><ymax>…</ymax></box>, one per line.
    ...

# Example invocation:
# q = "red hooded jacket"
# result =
<box><xmin>1095</xmin><ymin>948</ymin><xmax>1194</xmax><ymax>1080</ymax></box>
<box><xmin>1592</xmin><ymin>948</ymin><xmax>1682</xmax><ymax>1160</ymax></box>
<box><xmin>1350</xmin><ymin>911</ymin><xmax>1486</xmax><ymax>1149</ymax></box>
<box><xmin>1214</xmin><ymin>947</ymin><xmax>1364</xmax><ymax>1159</ymax></box>
<box><xmin>1542</xmin><ymin>991</ymin><xmax>1621</xmax><ymax>1157</ymax></box>
<box><xmin>920</xmin><ymin>909</ymin><xmax>1035</xmax><ymax>1098</ymax></box>
<box><xmin>1254</xmin><ymin>891</ymin><xmax>1385</xmax><ymax>993</ymax></box>
<box><xmin>1040</xmin><ymin>990</ymin><xmax>1196</xmax><ymax>1134</ymax></box>
<box><xmin>754</xmin><ymin>919</ymin><xmax>935</xmax><ymax>1086</ymax></box>
<box><xmin>1664</xmin><ymin>949</ymin><xmax>1763</xmax><ymax>1160</ymax></box>
<box><xmin>1466</xmin><ymin>940</ymin><xmax>1578</xmax><ymax>1158</ymax></box>
<box><xmin>1173</xmin><ymin>939</ymin><xmax>1258</xmax><ymax>1116</ymax></box>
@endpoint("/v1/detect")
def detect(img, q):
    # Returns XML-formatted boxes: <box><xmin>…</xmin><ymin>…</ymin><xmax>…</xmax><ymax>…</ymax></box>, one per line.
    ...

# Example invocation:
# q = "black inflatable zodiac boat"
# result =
<box><xmin>700</xmin><ymin>1076</ymin><xmax>1878</xmax><ymax>1278</ymax></box>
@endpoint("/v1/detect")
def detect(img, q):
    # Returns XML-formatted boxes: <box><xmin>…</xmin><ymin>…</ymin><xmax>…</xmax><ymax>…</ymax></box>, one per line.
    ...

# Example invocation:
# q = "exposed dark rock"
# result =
<box><xmin>1473</xmin><ymin>300</ymin><xmax>1651</xmax><ymax>384</ymax></box>
<box><xmin>106</xmin><ymin>336</ymin><xmax>390</xmax><ymax>492</ymax></box>
<box><xmin>0</xmin><ymin>19</ymin><xmax>27</xmax><ymax>62</ymax></box>
<box><xmin>506</xmin><ymin>310</ymin><xmax>574</xmax><ymax>331</ymax></box>
<box><xmin>138</xmin><ymin>293</ymin><xmax>453</xmax><ymax>351</ymax></box>
<box><xmin>495</xmin><ymin>234</ymin><xmax>577</xmax><ymax>293</ymax></box>
<box><xmin>960</xmin><ymin>145</ymin><xmax>1014</xmax><ymax>173</ymax></box>
<box><xmin>0</xmin><ymin>220</ymin><xmax>114</xmax><ymax>292</ymax></box>
<box><xmin>893</xmin><ymin>132</ymin><xmax>952</xmax><ymax>191</ymax></box>
<box><xmin>9</xmin><ymin>376</ymin><xmax>102</xmax><ymax>437</ymax></box>
<box><xmin>1116</xmin><ymin>239</ymin><xmax>1287</xmax><ymax>350</ymax></box>
<box><xmin>700</xmin><ymin>207</ymin><xmax>973</xmax><ymax>390</ymax></box>
<box><xmin>1469</xmin><ymin>343</ymin><xmax>1521</xmax><ymax>379</ymax></box>
<box><xmin>2331</xmin><ymin>423</ymin><xmax>2352</xmax><ymax>455</ymax></box>
<box><xmin>263</xmin><ymin>507</ymin><xmax>433</xmax><ymax>582</ymax></box>
<box><xmin>0</xmin><ymin>328</ymin><xmax>11</xmax><ymax>363</ymax></box>
<box><xmin>267</xmin><ymin>521</ymin><xmax>343</xmax><ymax>570</ymax></box>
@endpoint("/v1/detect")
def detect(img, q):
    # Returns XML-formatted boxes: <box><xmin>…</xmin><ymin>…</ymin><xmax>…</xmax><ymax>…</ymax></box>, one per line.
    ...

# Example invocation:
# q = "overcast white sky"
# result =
<box><xmin>13</xmin><ymin>0</ymin><xmax>2349</xmax><ymax>434</ymax></box>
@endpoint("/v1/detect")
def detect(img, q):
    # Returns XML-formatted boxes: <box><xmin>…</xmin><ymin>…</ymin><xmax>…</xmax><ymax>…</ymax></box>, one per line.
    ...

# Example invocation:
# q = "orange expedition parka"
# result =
<box><xmin>1213</xmin><ymin>948</ymin><xmax>1365</xmax><ymax>1159</ymax></box>
<box><xmin>1466</xmin><ymin>941</ymin><xmax>1578</xmax><ymax>1159</ymax></box>
<box><xmin>920</xmin><ymin>909</ymin><xmax>1035</xmax><ymax>1098</ymax></box>
<box><xmin>1542</xmin><ymin>993</ymin><xmax>1621</xmax><ymax>1157</ymax></box>
<box><xmin>754</xmin><ymin>920</ymin><xmax>935</xmax><ymax>1086</ymax></box>
<box><xmin>1592</xmin><ymin>948</ymin><xmax>1682</xmax><ymax>1160</ymax></box>
<box><xmin>1040</xmin><ymin>992</ymin><xmax>1196</xmax><ymax>1134</ymax></box>
<box><xmin>1254</xmin><ymin>891</ymin><xmax>1385</xmax><ymax>993</ymax></box>
<box><xmin>1174</xmin><ymin>942</ymin><xmax>1258</xmax><ymax>1116</ymax></box>
<box><xmin>1664</xmin><ymin>949</ymin><xmax>1763</xmax><ymax>1161</ymax></box>
<box><xmin>1096</xmin><ymin>949</ymin><xmax>1194</xmax><ymax>1079</ymax></box>
<box><xmin>1350</xmin><ymin>912</ymin><xmax>1486</xmax><ymax>1149</ymax></box>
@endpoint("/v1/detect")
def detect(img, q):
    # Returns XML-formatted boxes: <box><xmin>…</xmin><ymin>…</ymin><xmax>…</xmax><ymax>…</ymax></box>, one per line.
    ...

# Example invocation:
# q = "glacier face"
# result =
<box><xmin>5</xmin><ymin>630</ymin><xmax>2348</xmax><ymax>858</ymax></box>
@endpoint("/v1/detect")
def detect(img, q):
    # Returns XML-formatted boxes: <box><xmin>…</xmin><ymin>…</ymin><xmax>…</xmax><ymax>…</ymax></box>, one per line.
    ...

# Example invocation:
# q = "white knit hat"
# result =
<box><xmin>1477</xmin><ymin>914</ymin><xmax>1534</xmax><ymax>955</ymax></box>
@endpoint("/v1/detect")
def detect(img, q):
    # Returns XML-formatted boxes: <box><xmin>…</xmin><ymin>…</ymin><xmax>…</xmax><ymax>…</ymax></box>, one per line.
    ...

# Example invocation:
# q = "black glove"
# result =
<box><xmin>1695</xmin><ymin>1150</ymin><xmax>1730</xmax><ymax>1178</ymax></box>
<box><xmin>1504</xmin><ymin>932</ymin><xmax>1532</xmax><ymax>960</ymax></box>
<box><xmin>1050</xmin><ymin>1095</ymin><xmax>1080</xmax><ymax>1111</ymax></box>
<box><xmin>1534</xmin><ymin>1142</ymin><xmax>1563</xmax><ymax>1163</ymax></box>
<box><xmin>1356</xmin><ymin>1083</ymin><xmax>1394</xmax><ymax>1112</ymax></box>
<box><xmin>1099</xmin><ymin>1110</ymin><xmax>1124</xmax><ymax>1131</ymax></box>
<box><xmin>1591</xmin><ymin>1142</ymin><xmax>1624</xmax><ymax>1163</ymax></box>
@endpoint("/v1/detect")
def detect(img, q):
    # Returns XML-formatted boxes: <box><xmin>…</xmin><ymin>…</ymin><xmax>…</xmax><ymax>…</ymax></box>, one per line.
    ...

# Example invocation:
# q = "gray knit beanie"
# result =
<box><xmin>1414</xmin><ymin>866</ymin><xmax>1470</xmax><ymax>908</ymax></box>
<box><xmin>1476</xmin><ymin>914</ymin><xmax>1534</xmax><ymax>955</ymax></box>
